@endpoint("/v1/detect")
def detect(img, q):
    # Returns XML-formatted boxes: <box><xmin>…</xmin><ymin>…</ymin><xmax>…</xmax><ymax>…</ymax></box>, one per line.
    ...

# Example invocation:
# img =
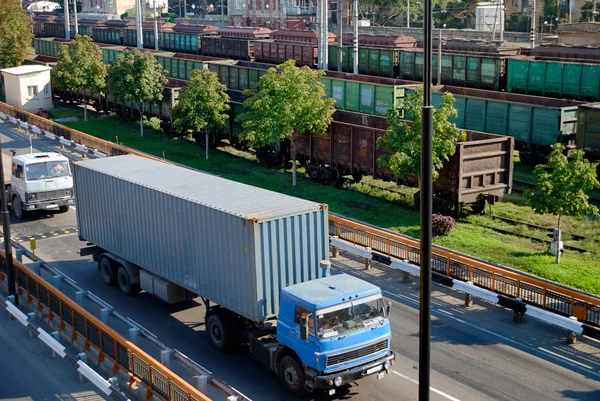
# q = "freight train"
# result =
<box><xmin>30</xmin><ymin>15</ymin><xmax>600</xmax><ymax>102</ymax></box>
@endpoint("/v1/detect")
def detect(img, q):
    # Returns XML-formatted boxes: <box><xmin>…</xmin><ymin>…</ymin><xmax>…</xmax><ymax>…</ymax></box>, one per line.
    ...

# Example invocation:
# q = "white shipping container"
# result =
<box><xmin>74</xmin><ymin>155</ymin><xmax>329</xmax><ymax>323</ymax></box>
<box><xmin>475</xmin><ymin>2</ymin><xmax>505</xmax><ymax>33</ymax></box>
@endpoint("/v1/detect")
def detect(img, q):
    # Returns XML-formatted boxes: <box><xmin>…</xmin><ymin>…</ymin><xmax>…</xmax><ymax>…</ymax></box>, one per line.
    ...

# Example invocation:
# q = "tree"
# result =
<box><xmin>525</xmin><ymin>144</ymin><xmax>600</xmax><ymax>264</ymax></box>
<box><xmin>51</xmin><ymin>36</ymin><xmax>106</xmax><ymax>122</ymax></box>
<box><xmin>580</xmin><ymin>0</ymin><xmax>598</xmax><ymax>21</ymax></box>
<box><xmin>237</xmin><ymin>60</ymin><xmax>335</xmax><ymax>186</ymax></box>
<box><xmin>377</xmin><ymin>86</ymin><xmax>466</xmax><ymax>188</ymax></box>
<box><xmin>0</xmin><ymin>0</ymin><xmax>34</xmax><ymax>68</ymax></box>
<box><xmin>107</xmin><ymin>49</ymin><xmax>167</xmax><ymax>137</ymax></box>
<box><xmin>172</xmin><ymin>69</ymin><xmax>230</xmax><ymax>160</ymax></box>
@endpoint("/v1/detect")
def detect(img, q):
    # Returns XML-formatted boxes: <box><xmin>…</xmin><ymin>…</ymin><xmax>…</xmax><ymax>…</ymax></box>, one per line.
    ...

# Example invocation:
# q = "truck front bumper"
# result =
<box><xmin>312</xmin><ymin>351</ymin><xmax>396</xmax><ymax>390</ymax></box>
<box><xmin>25</xmin><ymin>197</ymin><xmax>74</xmax><ymax>211</ymax></box>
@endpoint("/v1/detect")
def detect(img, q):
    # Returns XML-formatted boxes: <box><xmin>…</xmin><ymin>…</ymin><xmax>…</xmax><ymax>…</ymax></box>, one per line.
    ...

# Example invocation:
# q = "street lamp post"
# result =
<box><xmin>437</xmin><ymin>24</ymin><xmax>446</xmax><ymax>86</ymax></box>
<box><xmin>407</xmin><ymin>0</ymin><xmax>410</xmax><ymax>28</ymax></box>
<box><xmin>154</xmin><ymin>0</ymin><xmax>159</xmax><ymax>51</ymax></box>
<box><xmin>221</xmin><ymin>0</ymin><xmax>225</xmax><ymax>26</ymax></box>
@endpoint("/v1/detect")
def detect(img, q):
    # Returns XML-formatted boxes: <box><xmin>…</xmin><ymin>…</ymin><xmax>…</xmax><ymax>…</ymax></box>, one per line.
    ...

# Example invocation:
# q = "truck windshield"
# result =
<box><xmin>316</xmin><ymin>296</ymin><xmax>386</xmax><ymax>339</ymax></box>
<box><xmin>26</xmin><ymin>161</ymin><xmax>70</xmax><ymax>180</ymax></box>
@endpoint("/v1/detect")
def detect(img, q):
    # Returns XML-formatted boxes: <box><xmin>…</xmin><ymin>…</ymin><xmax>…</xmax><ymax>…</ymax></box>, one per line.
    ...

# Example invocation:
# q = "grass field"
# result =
<box><xmin>54</xmin><ymin>107</ymin><xmax>600</xmax><ymax>296</ymax></box>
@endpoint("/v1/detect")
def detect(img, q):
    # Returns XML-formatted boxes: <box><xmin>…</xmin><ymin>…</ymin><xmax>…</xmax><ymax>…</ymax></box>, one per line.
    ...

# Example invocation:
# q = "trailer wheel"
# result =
<box><xmin>206</xmin><ymin>312</ymin><xmax>231</xmax><ymax>351</ymax></box>
<box><xmin>117</xmin><ymin>266</ymin><xmax>140</xmax><ymax>296</ymax></box>
<box><xmin>99</xmin><ymin>257</ymin><xmax>117</xmax><ymax>286</ymax></box>
<box><xmin>279</xmin><ymin>355</ymin><xmax>305</xmax><ymax>396</ymax></box>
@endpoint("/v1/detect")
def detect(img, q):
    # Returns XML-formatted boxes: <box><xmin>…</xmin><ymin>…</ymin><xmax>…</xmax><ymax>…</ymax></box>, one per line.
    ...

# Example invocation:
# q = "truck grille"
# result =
<box><xmin>37</xmin><ymin>190</ymin><xmax>69</xmax><ymax>200</ymax></box>
<box><xmin>326</xmin><ymin>339</ymin><xmax>388</xmax><ymax>368</ymax></box>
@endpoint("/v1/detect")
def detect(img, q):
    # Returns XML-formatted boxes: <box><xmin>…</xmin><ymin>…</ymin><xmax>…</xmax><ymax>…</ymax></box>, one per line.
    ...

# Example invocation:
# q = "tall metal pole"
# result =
<box><xmin>317</xmin><ymin>0</ymin><xmax>322</xmax><ymax>69</ymax></box>
<box><xmin>324</xmin><ymin>0</ymin><xmax>328</xmax><ymax>70</ymax></box>
<box><xmin>420</xmin><ymin>0</ymin><xmax>433</xmax><ymax>400</ymax></box>
<box><xmin>594</xmin><ymin>0</ymin><xmax>597</xmax><ymax>22</ymax></box>
<box><xmin>437</xmin><ymin>28</ymin><xmax>441</xmax><ymax>85</ymax></box>
<box><xmin>530</xmin><ymin>0</ymin><xmax>536</xmax><ymax>48</ymax></box>
<box><xmin>338</xmin><ymin>0</ymin><xmax>343</xmax><ymax>72</ymax></box>
<box><xmin>353</xmin><ymin>0</ymin><xmax>358</xmax><ymax>74</ymax></box>
<box><xmin>154</xmin><ymin>1</ymin><xmax>159</xmax><ymax>50</ymax></box>
<box><xmin>221</xmin><ymin>0</ymin><xmax>224</xmax><ymax>26</ymax></box>
<box><xmin>73</xmin><ymin>0</ymin><xmax>78</xmax><ymax>36</ymax></box>
<box><xmin>407</xmin><ymin>0</ymin><xmax>410</xmax><ymax>28</ymax></box>
<box><xmin>136</xmin><ymin>0</ymin><xmax>143</xmax><ymax>49</ymax></box>
<box><xmin>64</xmin><ymin>0</ymin><xmax>70</xmax><ymax>39</ymax></box>
<box><xmin>0</xmin><ymin>143</ymin><xmax>16</xmax><ymax>307</ymax></box>
<box><xmin>500</xmin><ymin>0</ymin><xmax>504</xmax><ymax>41</ymax></box>
<box><xmin>569</xmin><ymin>0</ymin><xmax>572</xmax><ymax>23</ymax></box>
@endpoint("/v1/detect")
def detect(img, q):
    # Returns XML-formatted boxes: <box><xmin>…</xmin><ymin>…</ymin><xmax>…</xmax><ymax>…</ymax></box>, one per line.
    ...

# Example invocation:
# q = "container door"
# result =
<box><xmin>332</xmin><ymin>79</ymin><xmax>347</xmax><ymax>110</ymax></box>
<box><xmin>481</xmin><ymin>58</ymin><xmax>498</xmax><ymax>90</ymax></box>
<box><xmin>359</xmin><ymin>83</ymin><xmax>375</xmax><ymax>115</ymax></box>
<box><xmin>506</xmin><ymin>59</ymin><xmax>528</xmax><ymax>93</ymax></box>
<box><xmin>581</xmin><ymin>64</ymin><xmax>600</xmax><ymax>101</ymax></box>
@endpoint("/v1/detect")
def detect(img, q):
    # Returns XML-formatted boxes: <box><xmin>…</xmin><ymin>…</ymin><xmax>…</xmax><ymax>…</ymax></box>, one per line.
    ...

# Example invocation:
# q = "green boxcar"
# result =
<box><xmin>576</xmin><ymin>103</ymin><xmax>600</xmax><ymax>163</ymax></box>
<box><xmin>33</xmin><ymin>38</ymin><xmax>65</xmax><ymax>58</ymax></box>
<box><xmin>92</xmin><ymin>28</ymin><xmax>122</xmax><ymax>45</ymax></box>
<box><xmin>45</xmin><ymin>23</ymin><xmax>65</xmax><ymax>38</ymax></box>
<box><xmin>399</xmin><ymin>51</ymin><xmax>501</xmax><ymax>90</ymax></box>
<box><xmin>143</xmin><ymin>30</ymin><xmax>158</xmax><ymax>49</ymax></box>
<box><xmin>407</xmin><ymin>89</ymin><xmax>579</xmax><ymax>153</ymax></box>
<box><xmin>155</xmin><ymin>55</ymin><xmax>210</xmax><ymax>81</ymax></box>
<box><xmin>328</xmin><ymin>45</ymin><xmax>398</xmax><ymax>78</ymax></box>
<box><xmin>321</xmin><ymin>77</ymin><xmax>405</xmax><ymax>116</ymax></box>
<box><xmin>101</xmin><ymin>47</ymin><xmax>126</xmax><ymax>65</ymax></box>
<box><xmin>122</xmin><ymin>29</ymin><xmax>137</xmax><ymax>47</ymax></box>
<box><xmin>506</xmin><ymin>58</ymin><xmax>600</xmax><ymax>101</ymax></box>
<box><xmin>207</xmin><ymin>63</ymin><xmax>266</xmax><ymax>92</ymax></box>
<box><xmin>161</xmin><ymin>32</ymin><xmax>199</xmax><ymax>53</ymax></box>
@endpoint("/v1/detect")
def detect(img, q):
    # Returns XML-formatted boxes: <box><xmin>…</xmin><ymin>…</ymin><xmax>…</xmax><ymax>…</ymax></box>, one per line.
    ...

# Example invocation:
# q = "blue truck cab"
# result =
<box><xmin>274</xmin><ymin>273</ymin><xmax>395</xmax><ymax>395</ymax></box>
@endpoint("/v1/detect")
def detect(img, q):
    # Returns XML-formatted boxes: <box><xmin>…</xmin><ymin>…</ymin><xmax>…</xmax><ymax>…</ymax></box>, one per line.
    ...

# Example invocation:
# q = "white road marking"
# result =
<box><xmin>382</xmin><ymin>290</ymin><xmax>600</xmax><ymax>380</ymax></box>
<box><xmin>392</xmin><ymin>370</ymin><xmax>462</xmax><ymax>401</ymax></box>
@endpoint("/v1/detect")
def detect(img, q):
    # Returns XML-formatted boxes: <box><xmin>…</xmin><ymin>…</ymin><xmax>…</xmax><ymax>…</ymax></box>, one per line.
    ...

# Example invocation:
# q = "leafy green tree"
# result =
<box><xmin>51</xmin><ymin>35</ymin><xmax>106</xmax><ymax>122</ymax></box>
<box><xmin>108</xmin><ymin>49</ymin><xmax>167</xmax><ymax>137</ymax></box>
<box><xmin>0</xmin><ymin>0</ymin><xmax>34</xmax><ymax>68</ymax></box>
<box><xmin>377</xmin><ymin>86</ymin><xmax>466</xmax><ymax>188</ymax></box>
<box><xmin>580</xmin><ymin>0</ymin><xmax>598</xmax><ymax>21</ymax></box>
<box><xmin>525</xmin><ymin>144</ymin><xmax>600</xmax><ymax>264</ymax></box>
<box><xmin>172</xmin><ymin>69</ymin><xmax>230</xmax><ymax>160</ymax></box>
<box><xmin>237</xmin><ymin>60</ymin><xmax>335</xmax><ymax>186</ymax></box>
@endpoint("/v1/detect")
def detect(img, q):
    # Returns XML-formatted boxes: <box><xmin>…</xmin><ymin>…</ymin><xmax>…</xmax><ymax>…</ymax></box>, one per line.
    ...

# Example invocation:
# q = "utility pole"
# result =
<box><xmin>338</xmin><ymin>0</ymin><xmax>343</xmax><ymax>72</ymax></box>
<box><xmin>353</xmin><ymin>0</ymin><xmax>358</xmax><ymax>74</ymax></box>
<box><xmin>420</xmin><ymin>1</ymin><xmax>433</xmax><ymax>401</ymax></box>
<box><xmin>136</xmin><ymin>0</ymin><xmax>144</xmax><ymax>48</ymax></box>
<box><xmin>323</xmin><ymin>0</ymin><xmax>328</xmax><ymax>70</ymax></box>
<box><xmin>317</xmin><ymin>0</ymin><xmax>322</xmax><ymax>69</ymax></box>
<box><xmin>73</xmin><ymin>0</ymin><xmax>78</xmax><ymax>36</ymax></box>
<box><xmin>594</xmin><ymin>0</ymin><xmax>597</xmax><ymax>22</ymax></box>
<box><xmin>530</xmin><ymin>0</ymin><xmax>536</xmax><ymax>48</ymax></box>
<box><xmin>437</xmin><ymin>27</ymin><xmax>442</xmax><ymax>85</ymax></box>
<box><xmin>221</xmin><ymin>0</ymin><xmax>224</xmax><ymax>26</ymax></box>
<box><xmin>407</xmin><ymin>0</ymin><xmax>410</xmax><ymax>28</ymax></box>
<box><xmin>0</xmin><ymin>142</ymin><xmax>16</xmax><ymax>307</ymax></box>
<box><xmin>154</xmin><ymin>0</ymin><xmax>159</xmax><ymax>50</ymax></box>
<box><xmin>64</xmin><ymin>0</ymin><xmax>70</xmax><ymax>39</ymax></box>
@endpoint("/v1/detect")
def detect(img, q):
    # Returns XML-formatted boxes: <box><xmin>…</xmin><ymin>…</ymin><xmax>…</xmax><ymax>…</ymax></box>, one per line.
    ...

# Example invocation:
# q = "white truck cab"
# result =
<box><xmin>3</xmin><ymin>152</ymin><xmax>74</xmax><ymax>219</ymax></box>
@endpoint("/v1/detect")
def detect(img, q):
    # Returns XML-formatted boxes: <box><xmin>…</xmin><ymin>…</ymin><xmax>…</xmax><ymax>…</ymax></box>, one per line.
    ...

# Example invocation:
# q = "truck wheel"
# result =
<box><xmin>279</xmin><ymin>355</ymin><xmax>305</xmax><ymax>396</ymax></box>
<box><xmin>99</xmin><ymin>257</ymin><xmax>117</xmax><ymax>286</ymax></box>
<box><xmin>117</xmin><ymin>266</ymin><xmax>140</xmax><ymax>296</ymax></box>
<box><xmin>58</xmin><ymin>206</ymin><xmax>70</xmax><ymax>213</ymax></box>
<box><xmin>12</xmin><ymin>196</ymin><xmax>26</xmax><ymax>220</ymax></box>
<box><xmin>206</xmin><ymin>312</ymin><xmax>231</xmax><ymax>351</ymax></box>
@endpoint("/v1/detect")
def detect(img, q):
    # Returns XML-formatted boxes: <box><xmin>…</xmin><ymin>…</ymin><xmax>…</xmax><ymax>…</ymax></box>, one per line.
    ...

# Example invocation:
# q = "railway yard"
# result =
<box><xmin>1</xmin><ymin>9</ymin><xmax>600</xmax><ymax>401</ymax></box>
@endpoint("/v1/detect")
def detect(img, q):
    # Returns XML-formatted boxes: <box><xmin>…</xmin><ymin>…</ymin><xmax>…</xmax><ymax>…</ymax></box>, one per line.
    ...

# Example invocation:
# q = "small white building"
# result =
<box><xmin>1</xmin><ymin>65</ymin><xmax>53</xmax><ymax>113</ymax></box>
<box><xmin>475</xmin><ymin>2</ymin><xmax>505</xmax><ymax>33</ymax></box>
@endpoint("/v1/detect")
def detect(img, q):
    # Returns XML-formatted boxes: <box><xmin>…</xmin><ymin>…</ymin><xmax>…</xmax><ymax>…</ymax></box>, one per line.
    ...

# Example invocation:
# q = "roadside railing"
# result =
<box><xmin>329</xmin><ymin>214</ymin><xmax>600</xmax><ymax>327</ymax></box>
<box><xmin>0</xmin><ymin>250</ymin><xmax>212</xmax><ymax>401</ymax></box>
<box><xmin>3</xmin><ymin>100</ymin><xmax>600</xmax><ymax>330</ymax></box>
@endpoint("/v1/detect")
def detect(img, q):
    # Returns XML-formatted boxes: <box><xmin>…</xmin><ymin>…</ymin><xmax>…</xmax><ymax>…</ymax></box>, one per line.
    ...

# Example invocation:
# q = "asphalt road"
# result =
<box><xmin>2</xmin><ymin>121</ymin><xmax>600</xmax><ymax>401</ymax></box>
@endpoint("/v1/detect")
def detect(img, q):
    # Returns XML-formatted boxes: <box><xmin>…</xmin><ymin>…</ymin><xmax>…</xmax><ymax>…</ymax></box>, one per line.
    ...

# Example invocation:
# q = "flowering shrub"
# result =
<box><xmin>36</xmin><ymin>108</ymin><xmax>50</xmax><ymax>119</ymax></box>
<box><xmin>432</xmin><ymin>214</ymin><xmax>456</xmax><ymax>236</ymax></box>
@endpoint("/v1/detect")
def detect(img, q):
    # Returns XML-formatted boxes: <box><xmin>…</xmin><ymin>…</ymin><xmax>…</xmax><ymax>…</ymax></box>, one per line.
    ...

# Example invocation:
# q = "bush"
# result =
<box><xmin>432</xmin><ymin>214</ymin><xmax>456</xmax><ymax>236</ymax></box>
<box><xmin>36</xmin><ymin>108</ymin><xmax>50</xmax><ymax>119</ymax></box>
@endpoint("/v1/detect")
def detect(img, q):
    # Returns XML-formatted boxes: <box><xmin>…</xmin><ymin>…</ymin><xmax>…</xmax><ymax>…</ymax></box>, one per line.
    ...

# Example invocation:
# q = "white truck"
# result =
<box><xmin>2</xmin><ymin>152</ymin><xmax>75</xmax><ymax>219</ymax></box>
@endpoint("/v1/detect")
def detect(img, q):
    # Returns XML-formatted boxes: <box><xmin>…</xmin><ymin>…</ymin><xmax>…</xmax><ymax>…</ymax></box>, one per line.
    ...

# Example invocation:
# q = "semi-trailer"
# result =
<box><xmin>75</xmin><ymin>154</ymin><xmax>396</xmax><ymax>396</ymax></box>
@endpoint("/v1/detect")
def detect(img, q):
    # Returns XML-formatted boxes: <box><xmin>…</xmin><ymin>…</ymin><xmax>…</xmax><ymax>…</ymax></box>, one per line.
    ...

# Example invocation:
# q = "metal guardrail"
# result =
<box><xmin>0</xmin><ymin>250</ymin><xmax>212</xmax><ymax>401</ymax></box>
<box><xmin>329</xmin><ymin>214</ymin><xmax>600</xmax><ymax>327</ymax></box>
<box><xmin>3</xmin><ymin>100</ymin><xmax>600</xmax><ymax>330</ymax></box>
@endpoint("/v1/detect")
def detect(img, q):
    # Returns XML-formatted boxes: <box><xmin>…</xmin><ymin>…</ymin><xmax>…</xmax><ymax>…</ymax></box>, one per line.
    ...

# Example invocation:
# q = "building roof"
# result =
<box><xmin>283</xmin><ymin>274</ymin><xmax>381</xmax><ymax>310</ymax></box>
<box><xmin>14</xmin><ymin>152</ymin><xmax>68</xmax><ymax>164</ymax></box>
<box><xmin>1</xmin><ymin>65</ymin><xmax>52</xmax><ymax>76</ymax></box>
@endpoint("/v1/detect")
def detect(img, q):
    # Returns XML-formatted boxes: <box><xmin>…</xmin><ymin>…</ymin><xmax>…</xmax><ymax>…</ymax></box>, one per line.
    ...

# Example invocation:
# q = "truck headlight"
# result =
<box><xmin>334</xmin><ymin>376</ymin><xmax>343</xmax><ymax>387</ymax></box>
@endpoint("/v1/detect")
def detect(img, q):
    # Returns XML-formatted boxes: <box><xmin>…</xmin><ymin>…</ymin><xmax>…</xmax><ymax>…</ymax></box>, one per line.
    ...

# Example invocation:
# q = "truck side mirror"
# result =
<box><xmin>385</xmin><ymin>302</ymin><xmax>392</xmax><ymax>318</ymax></box>
<box><xmin>300</xmin><ymin>314</ymin><xmax>311</xmax><ymax>341</ymax></box>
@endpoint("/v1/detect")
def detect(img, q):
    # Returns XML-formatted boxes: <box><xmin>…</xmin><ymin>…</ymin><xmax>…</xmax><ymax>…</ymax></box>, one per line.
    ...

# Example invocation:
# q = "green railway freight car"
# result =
<box><xmin>328</xmin><ymin>45</ymin><xmax>398</xmax><ymax>78</ymax></box>
<box><xmin>161</xmin><ymin>32</ymin><xmax>200</xmax><ymax>53</ymax></box>
<box><xmin>321</xmin><ymin>77</ymin><xmax>405</xmax><ymax>116</ymax></box>
<box><xmin>405</xmin><ymin>86</ymin><xmax>579</xmax><ymax>162</ymax></box>
<box><xmin>33</xmin><ymin>38</ymin><xmax>67</xmax><ymax>58</ymax></box>
<box><xmin>155</xmin><ymin>55</ymin><xmax>214</xmax><ymax>80</ymax></box>
<box><xmin>207</xmin><ymin>61</ymin><xmax>266</xmax><ymax>92</ymax></box>
<box><xmin>122</xmin><ymin>29</ymin><xmax>140</xmax><ymax>47</ymax></box>
<box><xmin>506</xmin><ymin>58</ymin><xmax>600</xmax><ymax>102</ymax></box>
<box><xmin>576</xmin><ymin>103</ymin><xmax>600</xmax><ymax>168</ymax></box>
<box><xmin>399</xmin><ymin>50</ymin><xmax>503</xmax><ymax>90</ymax></box>
<box><xmin>92</xmin><ymin>27</ymin><xmax>122</xmax><ymax>45</ymax></box>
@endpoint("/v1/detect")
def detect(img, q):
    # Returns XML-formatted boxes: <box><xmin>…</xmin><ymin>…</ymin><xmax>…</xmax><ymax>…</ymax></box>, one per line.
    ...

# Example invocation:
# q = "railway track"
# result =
<box><xmin>513</xmin><ymin>179</ymin><xmax>600</xmax><ymax>204</ymax></box>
